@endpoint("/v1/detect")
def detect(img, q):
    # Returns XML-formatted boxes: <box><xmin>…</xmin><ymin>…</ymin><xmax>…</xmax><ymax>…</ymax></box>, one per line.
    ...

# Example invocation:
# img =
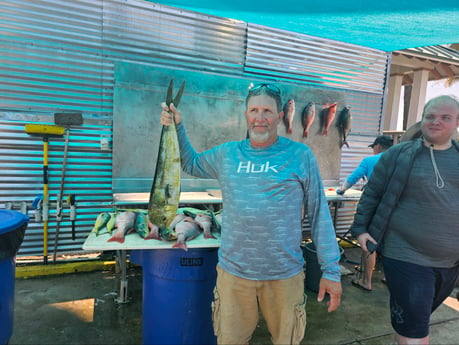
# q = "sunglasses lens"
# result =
<box><xmin>250</xmin><ymin>84</ymin><xmax>280</xmax><ymax>94</ymax></box>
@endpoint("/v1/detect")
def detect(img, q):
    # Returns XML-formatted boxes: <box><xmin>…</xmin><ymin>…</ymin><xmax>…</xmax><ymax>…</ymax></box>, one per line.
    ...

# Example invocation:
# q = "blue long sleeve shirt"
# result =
<box><xmin>176</xmin><ymin>123</ymin><xmax>341</xmax><ymax>282</ymax></box>
<box><xmin>344</xmin><ymin>153</ymin><xmax>382</xmax><ymax>189</ymax></box>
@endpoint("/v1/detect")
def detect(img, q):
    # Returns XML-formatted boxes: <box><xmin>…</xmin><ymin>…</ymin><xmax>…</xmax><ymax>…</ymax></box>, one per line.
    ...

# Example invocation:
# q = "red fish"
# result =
<box><xmin>107</xmin><ymin>211</ymin><xmax>136</xmax><ymax>243</ymax></box>
<box><xmin>195</xmin><ymin>213</ymin><xmax>216</xmax><ymax>239</ymax></box>
<box><xmin>283</xmin><ymin>99</ymin><xmax>295</xmax><ymax>134</ymax></box>
<box><xmin>172</xmin><ymin>216</ymin><xmax>201</xmax><ymax>251</ymax></box>
<box><xmin>144</xmin><ymin>219</ymin><xmax>161</xmax><ymax>240</ymax></box>
<box><xmin>321</xmin><ymin>102</ymin><xmax>337</xmax><ymax>136</ymax></box>
<box><xmin>301</xmin><ymin>102</ymin><xmax>315</xmax><ymax>138</ymax></box>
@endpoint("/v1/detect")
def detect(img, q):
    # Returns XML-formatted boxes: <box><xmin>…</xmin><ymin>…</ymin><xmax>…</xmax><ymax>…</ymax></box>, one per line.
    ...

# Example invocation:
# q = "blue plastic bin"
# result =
<box><xmin>0</xmin><ymin>210</ymin><xmax>28</xmax><ymax>345</ymax></box>
<box><xmin>131</xmin><ymin>248</ymin><xmax>218</xmax><ymax>345</ymax></box>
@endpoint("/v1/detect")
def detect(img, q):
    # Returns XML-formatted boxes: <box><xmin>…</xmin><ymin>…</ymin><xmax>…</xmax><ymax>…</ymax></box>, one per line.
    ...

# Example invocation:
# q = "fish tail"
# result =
<box><xmin>203</xmin><ymin>232</ymin><xmax>217</xmax><ymax>240</ymax></box>
<box><xmin>107</xmin><ymin>233</ymin><xmax>125</xmax><ymax>243</ymax></box>
<box><xmin>172</xmin><ymin>242</ymin><xmax>188</xmax><ymax>251</ymax></box>
<box><xmin>303</xmin><ymin>129</ymin><xmax>308</xmax><ymax>138</ymax></box>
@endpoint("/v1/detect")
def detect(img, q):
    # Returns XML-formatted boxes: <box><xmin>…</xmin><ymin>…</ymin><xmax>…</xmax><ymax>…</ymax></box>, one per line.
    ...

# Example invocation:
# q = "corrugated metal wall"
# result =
<box><xmin>0</xmin><ymin>0</ymin><xmax>389</xmax><ymax>257</ymax></box>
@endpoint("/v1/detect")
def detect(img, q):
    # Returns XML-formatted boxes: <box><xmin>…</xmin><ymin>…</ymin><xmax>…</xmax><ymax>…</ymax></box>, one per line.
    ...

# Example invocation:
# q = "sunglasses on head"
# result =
<box><xmin>249</xmin><ymin>83</ymin><xmax>281</xmax><ymax>94</ymax></box>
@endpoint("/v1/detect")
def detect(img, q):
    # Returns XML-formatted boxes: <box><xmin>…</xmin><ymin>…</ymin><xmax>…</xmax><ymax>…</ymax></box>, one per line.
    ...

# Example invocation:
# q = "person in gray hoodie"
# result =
<box><xmin>350</xmin><ymin>95</ymin><xmax>459</xmax><ymax>345</ymax></box>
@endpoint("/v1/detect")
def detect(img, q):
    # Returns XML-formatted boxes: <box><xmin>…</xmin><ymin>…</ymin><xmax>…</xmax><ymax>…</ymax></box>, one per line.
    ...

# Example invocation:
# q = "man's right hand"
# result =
<box><xmin>356</xmin><ymin>233</ymin><xmax>377</xmax><ymax>253</ymax></box>
<box><xmin>160</xmin><ymin>102</ymin><xmax>182</xmax><ymax>125</ymax></box>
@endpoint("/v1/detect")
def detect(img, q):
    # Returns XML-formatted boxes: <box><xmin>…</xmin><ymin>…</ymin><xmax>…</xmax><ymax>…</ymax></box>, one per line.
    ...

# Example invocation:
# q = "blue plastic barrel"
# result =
<box><xmin>131</xmin><ymin>248</ymin><xmax>218</xmax><ymax>345</ymax></box>
<box><xmin>0</xmin><ymin>210</ymin><xmax>28</xmax><ymax>345</ymax></box>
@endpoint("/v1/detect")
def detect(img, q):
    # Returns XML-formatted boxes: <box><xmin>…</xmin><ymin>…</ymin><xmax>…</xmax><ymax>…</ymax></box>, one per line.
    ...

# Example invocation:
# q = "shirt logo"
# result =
<box><xmin>237</xmin><ymin>161</ymin><xmax>279</xmax><ymax>173</ymax></box>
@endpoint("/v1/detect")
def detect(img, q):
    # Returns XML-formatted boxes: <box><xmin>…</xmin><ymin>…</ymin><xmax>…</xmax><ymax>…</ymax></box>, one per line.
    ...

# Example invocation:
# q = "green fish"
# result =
<box><xmin>134</xmin><ymin>212</ymin><xmax>150</xmax><ymax>238</ymax></box>
<box><xmin>92</xmin><ymin>212</ymin><xmax>111</xmax><ymax>235</ymax></box>
<box><xmin>147</xmin><ymin>80</ymin><xmax>184</xmax><ymax>241</ymax></box>
<box><xmin>106</xmin><ymin>212</ymin><xmax>117</xmax><ymax>234</ymax></box>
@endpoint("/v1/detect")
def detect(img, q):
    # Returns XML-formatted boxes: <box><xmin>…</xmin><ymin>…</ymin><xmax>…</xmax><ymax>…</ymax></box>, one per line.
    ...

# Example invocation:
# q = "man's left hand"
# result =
<box><xmin>317</xmin><ymin>278</ymin><xmax>342</xmax><ymax>312</ymax></box>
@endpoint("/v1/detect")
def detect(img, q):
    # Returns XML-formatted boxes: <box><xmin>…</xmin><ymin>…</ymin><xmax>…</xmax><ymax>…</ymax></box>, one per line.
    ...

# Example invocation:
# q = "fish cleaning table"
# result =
<box><xmin>82</xmin><ymin>188</ymin><xmax>361</xmax><ymax>344</ymax></box>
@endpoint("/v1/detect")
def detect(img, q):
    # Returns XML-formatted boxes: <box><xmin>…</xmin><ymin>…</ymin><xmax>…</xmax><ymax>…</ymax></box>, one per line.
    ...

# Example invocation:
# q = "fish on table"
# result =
<box><xmin>147</xmin><ymin>79</ymin><xmax>184</xmax><ymax>241</ymax></box>
<box><xmin>283</xmin><ymin>99</ymin><xmax>295</xmax><ymax>134</ymax></box>
<box><xmin>92</xmin><ymin>212</ymin><xmax>111</xmax><ymax>235</ymax></box>
<box><xmin>301</xmin><ymin>102</ymin><xmax>315</xmax><ymax>138</ymax></box>
<box><xmin>134</xmin><ymin>212</ymin><xmax>150</xmax><ymax>239</ymax></box>
<box><xmin>105</xmin><ymin>212</ymin><xmax>117</xmax><ymax>234</ymax></box>
<box><xmin>107</xmin><ymin>211</ymin><xmax>136</xmax><ymax>243</ymax></box>
<box><xmin>144</xmin><ymin>212</ymin><xmax>186</xmax><ymax>241</ymax></box>
<box><xmin>172</xmin><ymin>216</ymin><xmax>202</xmax><ymax>251</ymax></box>
<box><xmin>195</xmin><ymin>213</ymin><xmax>216</xmax><ymax>239</ymax></box>
<box><xmin>336</xmin><ymin>105</ymin><xmax>352</xmax><ymax>148</ymax></box>
<box><xmin>320</xmin><ymin>102</ymin><xmax>337</xmax><ymax>136</ymax></box>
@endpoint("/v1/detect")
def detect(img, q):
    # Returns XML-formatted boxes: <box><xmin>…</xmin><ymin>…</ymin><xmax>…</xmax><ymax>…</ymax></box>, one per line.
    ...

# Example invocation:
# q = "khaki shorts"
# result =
<box><xmin>212</xmin><ymin>265</ymin><xmax>307</xmax><ymax>345</ymax></box>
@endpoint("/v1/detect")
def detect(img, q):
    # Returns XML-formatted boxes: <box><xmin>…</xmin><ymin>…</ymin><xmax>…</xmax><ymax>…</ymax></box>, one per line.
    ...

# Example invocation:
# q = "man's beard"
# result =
<box><xmin>248</xmin><ymin>128</ymin><xmax>270</xmax><ymax>143</ymax></box>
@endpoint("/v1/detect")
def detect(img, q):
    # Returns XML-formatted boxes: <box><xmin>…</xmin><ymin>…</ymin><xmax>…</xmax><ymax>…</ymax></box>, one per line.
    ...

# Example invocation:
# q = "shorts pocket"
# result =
<box><xmin>211</xmin><ymin>287</ymin><xmax>221</xmax><ymax>337</ymax></box>
<box><xmin>292</xmin><ymin>293</ymin><xmax>307</xmax><ymax>345</ymax></box>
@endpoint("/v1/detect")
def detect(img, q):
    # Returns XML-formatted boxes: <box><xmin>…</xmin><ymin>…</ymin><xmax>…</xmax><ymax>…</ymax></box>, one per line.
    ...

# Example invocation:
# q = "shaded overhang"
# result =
<box><xmin>151</xmin><ymin>0</ymin><xmax>459</xmax><ymax>52</ymax></box>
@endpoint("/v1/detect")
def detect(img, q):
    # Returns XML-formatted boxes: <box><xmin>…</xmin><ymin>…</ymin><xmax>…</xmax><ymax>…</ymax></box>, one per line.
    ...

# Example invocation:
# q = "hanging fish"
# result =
<box><xmin>283</xmin><ymin>99</ymin><xmax>295</xmax><ymax>134</ymax></box>
<box><xmin>301</xmin><ymin>102</ymin><xmax>315</xmax><ymax>138</ymax></box>
<box><xmin>147</xmin><ymin>80</ymin><xmax>184</xmax><ymax>240</ymax></box>
<box><xmin>320</xmin><ymin>102</ymin><xmax>338</xmax><ymax>136</ymax></box>
<box><xmin>336</xmin><ymin>106</ymin><xmax>352</xmax><ymax>148</ymax></box>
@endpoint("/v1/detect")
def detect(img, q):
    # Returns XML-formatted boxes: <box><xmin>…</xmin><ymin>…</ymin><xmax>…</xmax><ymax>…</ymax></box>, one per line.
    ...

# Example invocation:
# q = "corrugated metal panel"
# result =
<box><xmin>0</xmin><ymin>0</ymin><xmax>389</xmax><ymax>257</ymax></box>
<box><xmin>245</xmin><ymin>24</ymin><xmax>388</xmax><ymax>93</ymax></box>
<box><xmin>0</xmin><ymin>116</ymin><xmax>113</xmax><ymax>256</ymax></box>
<box><xmin>102</xmin><ymin>0</ymin><xmax>247</xmax><ymax>75</ymax></box>
<box><xmin>0</xmin><ymin>0</ymin><xmax>112</xmax><ymax>114</ymax></box>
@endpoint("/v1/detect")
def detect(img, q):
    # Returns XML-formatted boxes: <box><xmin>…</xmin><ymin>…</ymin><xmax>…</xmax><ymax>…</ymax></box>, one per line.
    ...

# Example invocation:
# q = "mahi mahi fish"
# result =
<box><xmin>147</xmin><ymin>81</ymin><xmax>183</xmax><ymax>241</ymax></box>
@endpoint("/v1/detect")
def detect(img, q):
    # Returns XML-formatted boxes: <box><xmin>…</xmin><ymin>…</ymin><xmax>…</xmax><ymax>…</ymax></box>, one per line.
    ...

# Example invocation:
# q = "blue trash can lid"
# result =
<box><xmin>0</xmin><ymin>210</ymin><xmax>29</xmax><ymax>235</ymax></box>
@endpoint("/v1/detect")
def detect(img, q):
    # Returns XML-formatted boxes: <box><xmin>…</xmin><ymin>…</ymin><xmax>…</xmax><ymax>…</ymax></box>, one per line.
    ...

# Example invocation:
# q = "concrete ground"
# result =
<box><xmin>8</xmin><ymin>247</ymin><xmax>459</xmax><ymax>345</ymax></box>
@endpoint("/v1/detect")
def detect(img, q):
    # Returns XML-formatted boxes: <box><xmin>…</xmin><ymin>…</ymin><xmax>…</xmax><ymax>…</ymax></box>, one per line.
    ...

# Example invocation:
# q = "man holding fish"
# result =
<box><xmin>160</xmin><ymin>83</ymin><xmax>342</xmax><ymax>345</ymax></box>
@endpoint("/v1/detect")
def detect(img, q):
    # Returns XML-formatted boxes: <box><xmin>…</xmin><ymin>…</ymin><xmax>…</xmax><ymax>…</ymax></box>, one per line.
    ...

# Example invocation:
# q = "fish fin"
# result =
<box><xmin>172</xmin><ymin>242</ymin><xmax>188</xmax><ymax>251</ymax></box>
<box><xmin>204</xmin><ymin>232</ymin><xmax>217</xmax><ymax>240</ymax></box>
<box><xmin>107</xmin><ymin>233</ymin><xmax>125</xmax><ymax>243</ymax></box>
